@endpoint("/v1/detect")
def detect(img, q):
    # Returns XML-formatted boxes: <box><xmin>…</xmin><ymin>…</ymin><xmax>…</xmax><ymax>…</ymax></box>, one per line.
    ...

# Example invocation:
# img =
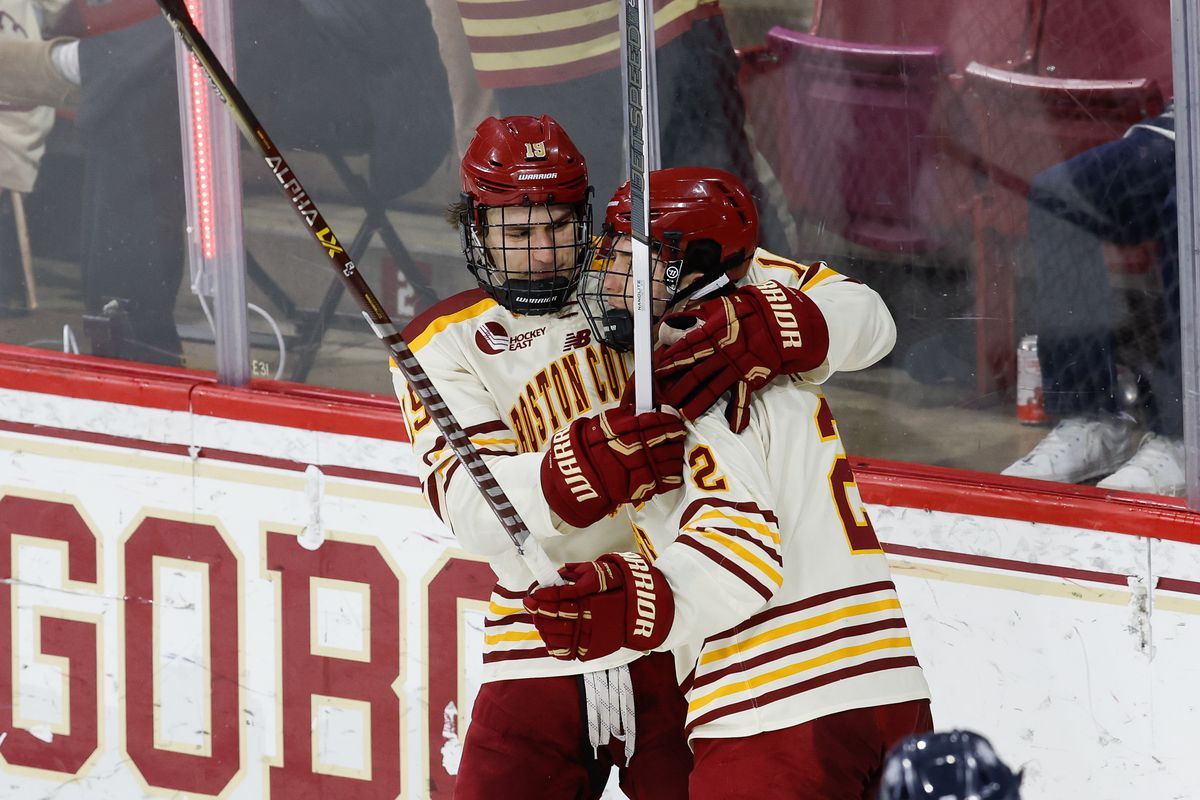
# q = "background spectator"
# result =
<box><xmin>1003</xmin><ymin>104</ymin><xmax>1182</xmax><ymax>495</ymax></box>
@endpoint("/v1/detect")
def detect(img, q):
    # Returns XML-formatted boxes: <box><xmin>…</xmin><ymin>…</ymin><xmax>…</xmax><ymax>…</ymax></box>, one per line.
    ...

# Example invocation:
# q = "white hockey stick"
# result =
<box><xmin>621</xmin><ymin>0</ymin><xmax>659</xmax><ymax>413</ymax></box>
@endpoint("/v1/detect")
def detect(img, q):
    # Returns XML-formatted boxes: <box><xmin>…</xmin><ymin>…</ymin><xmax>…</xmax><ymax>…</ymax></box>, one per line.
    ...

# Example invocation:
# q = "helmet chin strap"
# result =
<box><xmin>670</xmin><ymin>272</ymin><xmax>731</xmax><ymax>309</ymax></box>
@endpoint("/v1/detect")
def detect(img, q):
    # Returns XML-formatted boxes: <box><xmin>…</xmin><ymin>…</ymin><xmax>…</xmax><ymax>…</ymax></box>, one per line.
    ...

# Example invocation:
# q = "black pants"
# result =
<box><xmin>1028</xmin><ymin>124</ymin><xmax>1180</xmax><ymax>436</ymax></box>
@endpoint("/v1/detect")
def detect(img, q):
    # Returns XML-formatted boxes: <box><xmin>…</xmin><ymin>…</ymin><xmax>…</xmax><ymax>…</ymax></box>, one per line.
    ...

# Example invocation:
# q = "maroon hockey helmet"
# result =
<box><xmin>578</xmin><ymin>167</ymin><xmax>760</xmax><ymax>350</ymax></box>
<box><xmin>461</xmin><ymin>115</ymin><xmax>590</xmax><ymax>214</ymax></box>
<box><xmin>458</xmin><ymin>116</ymin><xmax>593</xmax><ymax>314</ymax></box>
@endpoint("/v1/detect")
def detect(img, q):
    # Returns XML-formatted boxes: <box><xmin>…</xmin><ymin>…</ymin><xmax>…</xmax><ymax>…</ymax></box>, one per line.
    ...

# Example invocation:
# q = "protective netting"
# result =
<box><xmin>0</xmin><ymin>0</ymin><xmax>1184</xmax><ymax>493</ymax></box>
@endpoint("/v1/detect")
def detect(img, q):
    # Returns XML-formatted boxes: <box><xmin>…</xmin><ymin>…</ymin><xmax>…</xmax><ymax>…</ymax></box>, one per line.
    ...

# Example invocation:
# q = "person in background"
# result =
<box><xmin>0</xmin><ymin>0</ymin><xmax>70</xmax><ymax>316</ymax></box>
<box><xmin>0</xmin><ymin>0</ymin><xmax>452</xmax><ymax>364</ymax></box>
<box><xmin>1004</xmin><ymin>103</ymin><xmax>1183</xmax><ymax>496</ymax></box>
<box><xmin>450</xmin><ymin>0</ymin><xmax>792</xmax><ymax>251</ymax></box>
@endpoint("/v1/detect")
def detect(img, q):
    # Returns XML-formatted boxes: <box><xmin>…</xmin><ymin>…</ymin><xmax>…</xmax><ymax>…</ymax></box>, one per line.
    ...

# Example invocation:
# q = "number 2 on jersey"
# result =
<box><xmin>816</xmin><ymin>397</ymin><xmax>882</xmax><ymax>555</ymax></box>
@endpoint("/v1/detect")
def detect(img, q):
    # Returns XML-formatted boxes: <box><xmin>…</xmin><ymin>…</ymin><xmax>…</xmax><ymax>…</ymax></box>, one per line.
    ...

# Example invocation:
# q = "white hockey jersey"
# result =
<box><xmin>631</xmin><ymin>378</ymin><xmax>930</xmax><ymax>742</ymax></box>
<box><xmin>392</xmin><ymin>249</ymin><xmax>897</xmax><ymax>683</ymax></box>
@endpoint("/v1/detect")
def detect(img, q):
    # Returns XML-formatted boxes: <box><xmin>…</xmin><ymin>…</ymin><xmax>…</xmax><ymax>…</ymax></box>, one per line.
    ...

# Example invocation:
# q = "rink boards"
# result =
<box><xmin>0</xmin><ymin>349</ymin><xmax>1197</xmax><ymax>799</ymax></box>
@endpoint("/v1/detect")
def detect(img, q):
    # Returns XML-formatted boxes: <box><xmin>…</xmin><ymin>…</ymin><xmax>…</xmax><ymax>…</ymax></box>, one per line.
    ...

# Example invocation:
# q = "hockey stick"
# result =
<box><xmin>154</xmin><ymin>0</ymin><xmax>560</xmax><ymax>586</ymax></box>
<box><xmin>621</xmin><ymin>0</ymin><xmax>658</xmax><ymax>413</ymax></box>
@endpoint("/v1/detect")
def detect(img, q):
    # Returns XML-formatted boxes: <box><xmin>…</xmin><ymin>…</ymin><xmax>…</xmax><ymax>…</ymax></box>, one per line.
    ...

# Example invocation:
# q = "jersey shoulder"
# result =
<box><xmin>402</xmin><ymin>289</ymin><xmax>498</xmax><ymax>355</ymax></box>
<box><xmin>746</xmin><ymin>248</ymin><xmax>850</xmax><ymax>291</ymax></box>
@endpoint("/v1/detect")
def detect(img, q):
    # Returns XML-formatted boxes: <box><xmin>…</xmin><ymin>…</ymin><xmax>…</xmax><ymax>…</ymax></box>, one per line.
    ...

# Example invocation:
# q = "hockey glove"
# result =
<box><xmin>653</xmin><ymin>280</ymin><xmax>830</xmax><ymax>433</ymax></box>
<box><xmin>524</xmin><ymin>552</ymin><xmax>675</xmax><ymax>661</ymax></box>
<box><xmin>540</xmin><ymin>393</ymin><xmax>686</xmax><ymax>529</ymax></box>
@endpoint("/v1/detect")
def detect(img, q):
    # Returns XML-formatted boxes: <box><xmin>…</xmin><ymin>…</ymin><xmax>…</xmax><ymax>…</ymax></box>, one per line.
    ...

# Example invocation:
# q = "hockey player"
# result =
<box><xmin>525</xmin><ymin>167</ymin><xmax>932</xmax><ymax>800</ymax></box>
<box><xmin>394</xmin><ymin>117</ymin><xmax>898</xmax><ymax>798</ymax></box>
<box><xmin>878</xmin><ymin>730</ymin><xmax>1023</xmax><ymax>800</ymax></box>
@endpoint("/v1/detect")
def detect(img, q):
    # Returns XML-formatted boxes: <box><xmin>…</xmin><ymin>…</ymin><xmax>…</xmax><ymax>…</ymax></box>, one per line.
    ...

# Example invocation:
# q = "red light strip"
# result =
<box><xmin>186</xmin><ymin>0</ymin><xmax>216</xmax><ymax>260</ymax></box>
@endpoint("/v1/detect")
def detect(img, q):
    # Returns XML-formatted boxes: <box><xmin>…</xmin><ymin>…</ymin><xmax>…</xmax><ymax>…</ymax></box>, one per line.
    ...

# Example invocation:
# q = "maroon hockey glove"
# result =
<box><xmin>524</xmin><ymin>552</ymin><xmax>675</xmax><ymax>661</ymax></box>
<box><xmin>653</xmin><ymin>280</ymin><xmax>830</xmax><ymax>433</ymax></box>
<box><xmin>540</xmin><ymin>393</ymin><xmax>686</xmax><ymax>529</ymax></box>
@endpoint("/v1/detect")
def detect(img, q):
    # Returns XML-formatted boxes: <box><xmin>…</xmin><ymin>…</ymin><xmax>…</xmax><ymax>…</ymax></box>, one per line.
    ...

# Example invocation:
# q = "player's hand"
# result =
<box><xmin>653</xmin><ymin>280</ymin><xmax>830</xmax><ymax>432</ymax></box>
<box><xmin>540</xmin><ymin>389</ymin><xmax>686</xmax><ymax>529</ymax></box>
<box><xmin>524</xmin><ymin>552</ymin><xmax>674</xmax><ymax>661</ymax></box>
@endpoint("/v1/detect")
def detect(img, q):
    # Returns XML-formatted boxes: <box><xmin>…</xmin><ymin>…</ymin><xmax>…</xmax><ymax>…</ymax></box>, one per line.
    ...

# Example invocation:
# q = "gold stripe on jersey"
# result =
<box><xmin>687</xmin><ymin>636</ymin><xmax>914</xmax><ymax>713</ymax></box>
<box><xmin>408</xmin><ymin>297</ymin><xmax>497</xmax><ymax>353</ymax></box>
<box><xmin>684</xmin><ymin>527</ymin><xmax>783</xmax><ymax>591</ymax></box>
<box><xmin>424</xmin><ymin>434</ymin><xmax>519</xmax><ymax>468</ymax></box>
<box><xmin>800</xmin><ymin>266</ymin><xmax>841</xmax><ymax>292</ymax></box>
<box><xmin>489</xmin><ymin>600</ymin><xmax>523</xmax><ymax>616</ymax></box>
<box><xmin>467</xmin><ymin>0</ymin><xmax>704</xmax><ymax>72</ymax></box>
<box><xmin>633</xmin><ymin>523</ymin><xmax>659</xmax><ymax>562</ymax></box>
<box><xmin>691</xmin><ymin>509</ymin><xmax>781</xmax><ymax>546</ymax></box>
<box><xmin>699</xmin><ymin>598</ymin><xmax>904</xmax><ymax>667</ymax></box>
<box><xmin>483</xmin><ymin>629</ymin><xmax>544</xmax><ymax>646</ymax></box>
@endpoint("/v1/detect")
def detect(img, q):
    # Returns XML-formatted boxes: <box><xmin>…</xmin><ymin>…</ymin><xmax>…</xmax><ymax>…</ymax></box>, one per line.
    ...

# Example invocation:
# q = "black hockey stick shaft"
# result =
<box><xmin>155</xmin><ymin>0</ymin><xmax>558</xmax><ymax>584</ymax></box>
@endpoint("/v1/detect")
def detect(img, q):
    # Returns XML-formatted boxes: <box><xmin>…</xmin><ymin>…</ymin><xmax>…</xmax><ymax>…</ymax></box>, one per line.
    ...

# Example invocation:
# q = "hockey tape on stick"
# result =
<box><xmin>154</xmin><ymin>0</ymin><xmax>561</xmax><ymax>587</ymax></box>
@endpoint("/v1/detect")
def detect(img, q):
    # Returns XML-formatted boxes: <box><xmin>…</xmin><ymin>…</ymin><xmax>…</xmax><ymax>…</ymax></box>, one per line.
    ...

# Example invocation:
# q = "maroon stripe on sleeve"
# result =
<box><xmin>470</xmin><ymin>10</ymin><xmax>711</xmax><ymax>89</ymax></box>
<box><xmin>457</xmin><ymin>0</ymin><xmax>609</xmax><ymax>19</ymax></box>
<box><xmin>466</xmin><ymin>18</ymin><xmax>615</xmax><ymax>52</ymax></box>
<box><xmin>709</xmin><ymin>526</ymin><xmax>782</xmax><ymax>567</ymax></box>
<box><xmin>677</xmin><ymin>537</ymin><xmax>773</xmax><ymax>602</ymax></box>
<box><xmin>680</xmin><ymin>498</ymin><xmax>780</xmax><ymax>528</ymax></box>
<box><xmin>422</xmin><ymin>420</ymin><xmax>513</xmax><ymax>467</ymax></box>
<box><xmin>483</xmin><ymin>646</ymin><xmax>551</xmax><ymax>664</ymax></box>
<box><xmin>484</xmin><ymin>613</ymin><xmax>533</xmax><ymax>628</ymax></box>
<box><xmin>422</xmin><ymin>478</ymin><xmax>443</xmax><ymax>522</ymax></box>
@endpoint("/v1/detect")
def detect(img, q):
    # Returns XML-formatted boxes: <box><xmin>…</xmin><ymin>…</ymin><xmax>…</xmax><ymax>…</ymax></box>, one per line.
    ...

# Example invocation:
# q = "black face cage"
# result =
<box><xmin>577</xmin><ymin>229</ymin><xmax>684</xmax><ymax>352</ymax></box>
<box><xmin>460</xmin><ymin>199</ymin><xmax>592</xmax><ymax>315</ymax></box>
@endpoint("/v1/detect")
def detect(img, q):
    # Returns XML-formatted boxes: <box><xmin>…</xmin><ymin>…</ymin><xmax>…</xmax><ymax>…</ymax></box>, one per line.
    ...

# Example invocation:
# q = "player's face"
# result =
<box><xmin>482</xmin><ymin>204</ymin><xmax>580</xmax><ymax>281</ymax></box>
<box><xmin>597</xmin><ymin>235</ymin><xmax>675</xmax><ymax>318</ymax></box>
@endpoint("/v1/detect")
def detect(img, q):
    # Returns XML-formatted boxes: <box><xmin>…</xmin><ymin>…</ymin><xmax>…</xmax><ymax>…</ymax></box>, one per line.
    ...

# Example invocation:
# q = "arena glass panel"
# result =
<box><xmin>722</xmin><ymin>0</ymin><xmax>1189</xmax><ymax>499</ymax></box>
<box><xmin>2</xmin><ymin>0</ymin><xmax>1192</xmax><ymax>501</ymax></box>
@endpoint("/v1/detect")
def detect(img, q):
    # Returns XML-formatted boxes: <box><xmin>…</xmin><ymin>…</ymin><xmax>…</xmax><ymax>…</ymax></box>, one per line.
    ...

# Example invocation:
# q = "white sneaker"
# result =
<box><xmin>1097</xmin><ymin>434</ymin><xmax>1186</xmax><ymax>496</ymax></box>
<box><xmin>1002</xmin><ymin>416</ymin><xmax>1138</xmax><ymax>484</ymax></box>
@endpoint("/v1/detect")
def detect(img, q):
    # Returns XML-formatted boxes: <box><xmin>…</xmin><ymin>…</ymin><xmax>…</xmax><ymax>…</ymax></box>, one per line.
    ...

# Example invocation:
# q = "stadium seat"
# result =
<box><xmin>740</xmin><ymin>27</ymin><xmax>955</xmax><ymax>255</ymax></box>
<box><xmin>1033</xmin><ymin>0</ymin><xmax>1173</xmax><ymax>93</ymax></box>
<box><xmin>960</xmin><ymin>62</ymin><xmax>1164</xmax><ymax>395</ymax></box>
<box><xmin>809</xmin><ymin>0</ymin><xmax>1042</xmax><ymax>72</ymax></box>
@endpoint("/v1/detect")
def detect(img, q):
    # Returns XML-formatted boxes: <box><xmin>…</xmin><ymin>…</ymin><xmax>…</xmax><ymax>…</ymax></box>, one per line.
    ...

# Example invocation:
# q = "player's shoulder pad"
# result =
<box><xmin>747</xmin><ymin>248</ymin><xmax>819</xmax><ymax>287</ymax></box>
<box><xmin>752</xmin><ymin>249</ymin><xmax>858</xmax><ymax>292</ymax></box>
<box><xmin>401</xmin><ymin>288</ymin><xmax>497</xmax><ymax>353</ymax></box>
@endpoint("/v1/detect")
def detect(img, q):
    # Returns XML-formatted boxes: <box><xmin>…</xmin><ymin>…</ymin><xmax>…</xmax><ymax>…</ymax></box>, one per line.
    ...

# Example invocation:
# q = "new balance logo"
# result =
<box><xmin>563</xmin><ymin>329</ymin><xmax>592</xmax><ymax>352</ymax></box>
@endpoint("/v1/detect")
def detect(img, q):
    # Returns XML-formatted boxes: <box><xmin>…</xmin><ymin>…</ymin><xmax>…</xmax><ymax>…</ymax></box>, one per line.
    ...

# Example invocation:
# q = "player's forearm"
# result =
<box><xmin>439</xmin><ymin>450</ymin><xmax>562</xmax><ymax>556</ymax></box>
<box><xmin>654</xmin><ymin>544</ymin><xmax>774</xmax><ymax>650</ymax></box>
